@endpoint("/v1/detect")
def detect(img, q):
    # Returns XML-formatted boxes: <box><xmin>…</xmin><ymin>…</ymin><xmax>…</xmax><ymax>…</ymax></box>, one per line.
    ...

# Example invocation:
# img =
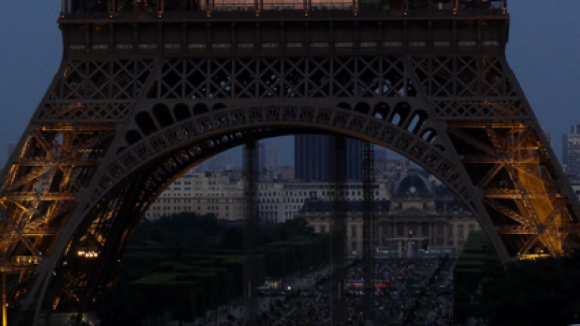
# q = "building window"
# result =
<box><xmin>397</xmin><ymin>224</ymin><xmax>404</xmax><ymax>236</ymax></box>
<box><xmin>320</xmin><ymin>226</ymin><xmax>326</xmax><ymax>233</ymax></box>
<box><xmin>421</xmin><ymin>224</ymin><xmax>428</xmax><ymax>237</ymax></box>
<box><xmin>351</xmin><ymin>226</ymin><xmax>357</xmax><ymax>237</ymax></box>
<box><xmin>438</xmin><ymin>225</ymin><xmax>443</xmax><ymax>235</ymax></box>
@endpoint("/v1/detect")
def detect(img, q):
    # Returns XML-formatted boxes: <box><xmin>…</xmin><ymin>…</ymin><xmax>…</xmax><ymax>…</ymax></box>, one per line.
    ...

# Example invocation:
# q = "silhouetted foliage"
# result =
<box><xmin>468</xmin><ymin>251</ymin><xmax>580</xmax><ymax>326</ymax></box>
<box><xmin>97</xmin><ymin>213</ymin><xmax>321</xmax><ymax>325</ymax></box>
<box><xmin>130</xmin><ymin>212</ymin><xmax>224</xmax><ymax>249</ymax></box>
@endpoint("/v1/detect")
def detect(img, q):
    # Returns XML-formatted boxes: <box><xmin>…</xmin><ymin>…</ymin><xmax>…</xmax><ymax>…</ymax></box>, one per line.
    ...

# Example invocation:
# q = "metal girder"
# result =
<box><xmin>483</xmin><ymin>192</ymin><xmax>562</xmax><ymax>199</ymax></box>
<box><xmin>0</xmin><ymin>230</ymin><xmax>59</xmax><ymax>236</ymax></box>
<box><xmin>506</xmin><ymin>127</ymin><xmax>535</xmax><ymax>155</ymax></box>
<box><xmin>30</xmin><ymin>132</ymin><xmax>56</xmax><ymax>159</ymax></box>
<box><xmin>498</xmin><ymin>223</ymin><xmax>580</xmax><ymax>235</ymax></box>
<box><xmin>18</xmin><ymin>236</ymin><xmax>43</xmax><ymax>258</ymax></box>
<box><xmin>497</xmin><ymin>225</ymin><xmax>537</xmax><ymax>235</ymax></box>
<box><xmin>362</xmin><ymin>141</ymin><xmax>375</xmax><ymax>324</ymax></box>
<box><xmin>2</xmin><ymin>193</ymin><xmax>76</xmax><ymax>201</ymax></box>
<box><xmin>448</xmin><ymin>122</ymin><xmax>528</xmax><ymax>129</ymax></box>
<box><xmin>517</xmin><ymin>234</ymin><xmax>541</xmax><ymax>257</ymax></box>
<box><xmin>6</xmin><ymin>167</ymin><xmax>55</xmax><ymax>192</ymax></box>
<box><xmin>0</xmin><ymin>14</ymin><xmax>577</xmax><ymax>325</ymax></box>
<box><xmin>0</xmin><ymin>265</ymin><xmax>36</xmax><ymax>273</ymax></box>
<box><xmin>15</xmin><ymin>161</ymin><xmax>100</xmax><ymax>167</ymax></box>
<box><xmin>463</xmin><ymin>155</ymin><xmax>543</xmax><ymax>164</ymax></box>
<box><xmin>511</xmin><ymin>163</ymin><xmax>562</xmax><ymax>190</ymax></box>
<box><xmin>330</xmin><ymin>135</ymin><xmax>347</xmax><ymax>326</ymax></box>
<box><xmin>448</xmin><ymin>128</ymin><xmax>499</xmax><ymax>157</ymax></box>
<box><xmin>477</xmin><ymin>163</ymin><xmax>505</xmax><ymax>189</ymax></box>
<box><xmin>483</xmin><ymin>198</ymin><xmax>526</xmax><ymax>224</ymax></box>
<box><xmin>40</xmin><ymin>125</ymin><xmax>116</xmax><ymax>132</ymax></box>
<box><xmin>542</xmin><ymin>199</ymin><xmax>568</xmax><ymax>229</ymax></box>
<box><xmin>242</xmin><ymin>136</ymin><xmax>259</xmax><ymax>326</ymax></box>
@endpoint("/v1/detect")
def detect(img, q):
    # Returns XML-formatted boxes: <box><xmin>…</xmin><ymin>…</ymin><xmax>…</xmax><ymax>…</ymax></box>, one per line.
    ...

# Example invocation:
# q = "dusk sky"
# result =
<box><xmin>0</xmin><ymin>1</ymin><xmax>579</xmax><ymax>168</ymax></box>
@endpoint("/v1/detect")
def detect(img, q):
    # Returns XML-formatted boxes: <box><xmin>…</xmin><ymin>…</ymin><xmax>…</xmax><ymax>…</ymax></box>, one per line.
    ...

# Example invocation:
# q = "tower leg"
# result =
<box><xmin>2</xmin><ymin>274</ymin><xmax>6</xmax><ymax>326</ymax></box>
<box><xmin>362</xmin><ymin>141</ymin><xmax>375</xmax><ymax>325</ymax></box>
<box><xmin>243</xmin><ymin>135</ymin><xmax>259</xmax><ymax>326</ymax></box>
<box><xmin>330</xmin><ymin>135</ymin><xmax>347</xmax><ymax>326</ymax></box>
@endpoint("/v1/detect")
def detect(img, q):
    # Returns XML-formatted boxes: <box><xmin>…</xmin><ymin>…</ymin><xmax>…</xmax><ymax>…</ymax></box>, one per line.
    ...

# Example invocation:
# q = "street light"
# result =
<box><xmin>77</xmin><ymin>250</ymin><xmax>99</xmax><ymax>259</ymax></box>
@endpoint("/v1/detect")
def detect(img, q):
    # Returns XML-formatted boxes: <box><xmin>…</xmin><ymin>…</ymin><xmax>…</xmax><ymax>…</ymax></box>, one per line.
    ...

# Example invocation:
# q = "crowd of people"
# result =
<box><xmin>183</xmin><ymin>257</ymin><xmax>455</xmax><ymax>326</ymax></box>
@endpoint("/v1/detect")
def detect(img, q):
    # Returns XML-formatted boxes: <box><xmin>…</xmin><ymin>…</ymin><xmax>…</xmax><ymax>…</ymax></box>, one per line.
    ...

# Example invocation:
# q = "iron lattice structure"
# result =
<box><xmin>242</xmin><ymin>137</ymin><xmax>259</xmax><ymax>326</ymax></box>
<box><xmin>330</xmin><ymin>135</ymin><xmax>347</xmax><ymax>326</ymax></box>
<box><xmin>362</xmin><ymin>141</ymin><xmax>375</xmax><ymax>324</ymax></box>
<box><xmin>0</xmin><ymin>1</ymin><xmax>579</xmax><ymax>324</ymax></box>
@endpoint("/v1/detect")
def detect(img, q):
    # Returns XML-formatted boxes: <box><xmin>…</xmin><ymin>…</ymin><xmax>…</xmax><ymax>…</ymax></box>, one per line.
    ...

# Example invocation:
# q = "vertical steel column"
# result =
<box><xmin>2</xmin><ymin>274</ymin><xmax>6</xmax><ymax>326</ymax></box>
<box><xmin>362</xmin><ymin>141</ymin><xmax>375</xmax><ymax>325</ymax></box>
<box><xmin>243</xmin><ymin>135</ymin><xmax>259</xmax><ymax>326</ymax></box>
<box><xmin>330</xmin><ymin>135</ymin><xmax>347</xmax><ymax>326</ymax></box>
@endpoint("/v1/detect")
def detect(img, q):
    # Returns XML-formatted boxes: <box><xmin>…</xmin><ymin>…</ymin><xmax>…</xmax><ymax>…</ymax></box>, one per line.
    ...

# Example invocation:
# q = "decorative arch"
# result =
<box><xmin>193</xmin><ymin>103</ymin><xmax>209</xmax><ymax>115</ymax></box>
<box><xmin>34</xmin><ymin>102</ymin><xmax>470</xmax><ymax>316</ymax></box>
<box><xmin>173</xmin><ymin>103</ymin><xmax>191</xmax><ymax>120</ymax></box>
<box><xmin>407</xmin><ymin>110</ymin><xmax>429</xmax><ymax>134</ymax></box>
<box><xmin>135</xmin><ymin>112</ymin><xmax>158</xmax><ymax>135</ymax></box>
<box><xmin>152</xmin><ymin>104</ymin><xmax>175</xmax><ymax>127</ymax></box>
<box><xmin>6</xmin><ymin>54</ymin><xmax>578</xmax><ymax>326</ymax></box>
<box><xmin>389</xmin><ymin>102</ymin><xmax>412</xmax><ymax>127</ymax></box>
<box><xmin>125</xmin><ymin>130</ymin><xmax>142</xmax><ymax>145</ymax></box>
<box><xmin>354</xmin><ymin>102</ymin><xmax>371</xmax><ymax>114</ymax></box>
<box><xmin>421</xmin><ymin>128</ymin><xmax>437</xmax><ymax>143</ymax></box>
<box><xmin>373</xmin><ymin>102</ymin><xmax>390</xmax><ymax>119</ymax></box>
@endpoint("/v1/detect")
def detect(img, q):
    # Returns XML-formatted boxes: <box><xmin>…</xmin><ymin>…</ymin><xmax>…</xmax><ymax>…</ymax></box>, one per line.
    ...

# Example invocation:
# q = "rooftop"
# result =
<box><xmin>59</xmin><ymin>0</ymin><xmax>507</xmax><ymax>22</ymax></box>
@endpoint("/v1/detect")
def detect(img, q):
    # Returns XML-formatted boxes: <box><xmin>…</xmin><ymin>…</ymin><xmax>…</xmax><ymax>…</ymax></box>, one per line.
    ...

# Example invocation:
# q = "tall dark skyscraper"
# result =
<box><xmin>259</xmin><ymin>142</ymin><xmax>266</xmax><ymax>172</ymax></box>
<box><xmin>295</xmin><ymin>135</ymin><xmax>362</xmax><ymax>181</ymax></box>
<box><xmin>346</xmin><ymin>139</ymin><xmax>362</xmax><ymax>180</ymax></box>
<box><xmin>563</xmin><ymin>125</ymin><xmax>580</xmax><ymax>177</ymax></box>
<box><xmin>374</xmin><ymin>148</ymin><xmax>387</xmax><ymax>162</ymax></box>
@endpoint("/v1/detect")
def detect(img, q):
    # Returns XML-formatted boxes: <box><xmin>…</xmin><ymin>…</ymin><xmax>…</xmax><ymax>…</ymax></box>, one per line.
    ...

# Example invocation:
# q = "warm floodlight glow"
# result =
<box><xmin>201</xmin><ymin>0</ymin><xmax>356</xmax><ymax>12</ymax></box>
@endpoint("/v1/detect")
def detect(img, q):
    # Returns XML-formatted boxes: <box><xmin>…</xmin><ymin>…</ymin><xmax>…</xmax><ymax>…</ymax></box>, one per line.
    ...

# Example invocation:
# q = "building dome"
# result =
<box><xmin>392</xmin><ymin>170</ymin><xmax>433</xmax><ymax>198</ymax></box>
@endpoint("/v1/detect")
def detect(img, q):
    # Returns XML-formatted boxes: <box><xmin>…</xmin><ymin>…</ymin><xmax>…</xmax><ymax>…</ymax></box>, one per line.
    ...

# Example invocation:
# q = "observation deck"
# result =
<box><xmin>58</xmin><ymin>0</ymin><xmax>509</xmax><ymax>58</ymax></box>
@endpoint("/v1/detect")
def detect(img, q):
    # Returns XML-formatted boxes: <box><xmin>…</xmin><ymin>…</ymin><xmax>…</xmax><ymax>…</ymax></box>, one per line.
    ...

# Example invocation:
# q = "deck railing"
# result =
<box><xmin>60</xmin><ymin>0</ymin><xmax>507</xmax><ymax>19</ymax></box>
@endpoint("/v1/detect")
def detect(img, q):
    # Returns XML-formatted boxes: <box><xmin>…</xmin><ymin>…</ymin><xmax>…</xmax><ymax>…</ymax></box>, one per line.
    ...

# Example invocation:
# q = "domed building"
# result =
<box><xmin>299</xmin><ymin>169</ymin><xmax>482</xmax><ymax>254</ymax></box>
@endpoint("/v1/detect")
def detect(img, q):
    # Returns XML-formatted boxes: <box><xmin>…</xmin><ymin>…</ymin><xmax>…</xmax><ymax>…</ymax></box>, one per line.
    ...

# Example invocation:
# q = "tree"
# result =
<box><xmin>478</xmin><ymin>251</ymin><xmax>580</xmax><ymax>326</ymax></box>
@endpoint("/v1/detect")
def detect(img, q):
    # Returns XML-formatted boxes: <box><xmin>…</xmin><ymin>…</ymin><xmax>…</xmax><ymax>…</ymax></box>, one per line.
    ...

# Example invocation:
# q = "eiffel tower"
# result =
<box><xmin>0</xmin><ymin>0</ymin><xmax>579</xmax><ymax>324</ymax></box>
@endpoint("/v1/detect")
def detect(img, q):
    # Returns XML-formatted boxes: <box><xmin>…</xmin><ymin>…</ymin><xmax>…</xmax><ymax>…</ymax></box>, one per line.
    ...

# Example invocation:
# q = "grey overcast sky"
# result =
<box><xmin>0</xmin><ymin>1</ymin><xmax>579</xmax><ymax>167</ymax></box>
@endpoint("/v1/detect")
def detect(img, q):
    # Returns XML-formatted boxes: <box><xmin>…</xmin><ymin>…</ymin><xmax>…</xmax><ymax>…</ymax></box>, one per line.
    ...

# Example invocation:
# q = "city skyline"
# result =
<box><xmin>0</xmin><ymin>2</ymin><xmax>577</xmax><ymax>325</ymax></box>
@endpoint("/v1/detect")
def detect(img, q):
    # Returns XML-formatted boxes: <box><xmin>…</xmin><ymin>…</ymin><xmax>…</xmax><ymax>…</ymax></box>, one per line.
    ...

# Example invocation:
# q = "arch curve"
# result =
<box><xmin>135</xmin><ymin>112</ymin><xmax>158</xmax><ymax>135</ymax></box>
<box><xmin>109</xmin><ymin>103</ymin><xmax>464</xmax><ymax>208</ymax></box>
<box><xmin>193</xmin><ymin>103</ymin><xmax>209</xmax><ymax>115</ymax></box>
<box><xmin>390</xmin><ymin>101</ymin><xmax>412</xmax><ymax>127</ymax></box>
<box><xmin>173</xmin><ymin>103</ymin><xmax>192</xmax><ymax>121</ymax></box>
<box><xmin>373</xmin><ymin>102</ymin><xmax>390</xmax><ymax>119</ymax></box>
<box><xmin>152</xmin><ymin>104</ymin><xmax>175</xmax><ymax>127</ymax></box>
<box><xmin>32</xmin><ymin>103</ymin><xmax>516</xmax><ymax>322</ymax></box>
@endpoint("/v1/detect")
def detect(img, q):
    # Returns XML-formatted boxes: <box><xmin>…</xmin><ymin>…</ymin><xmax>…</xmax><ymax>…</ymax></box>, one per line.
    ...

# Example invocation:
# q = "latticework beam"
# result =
<box><xmin>362</xmin><ymin>141</ymin><xmax>375</xmax><ymax>324</ymax></box>
<box><xmin>330</xmin><ymin>135</ymin><xmax>347</xmax><ymax>326</ymax></box>
<box><xmin>243</xmin><ymin>135</ymin><xmax>259</xmax><ymax>326</ymax></box>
